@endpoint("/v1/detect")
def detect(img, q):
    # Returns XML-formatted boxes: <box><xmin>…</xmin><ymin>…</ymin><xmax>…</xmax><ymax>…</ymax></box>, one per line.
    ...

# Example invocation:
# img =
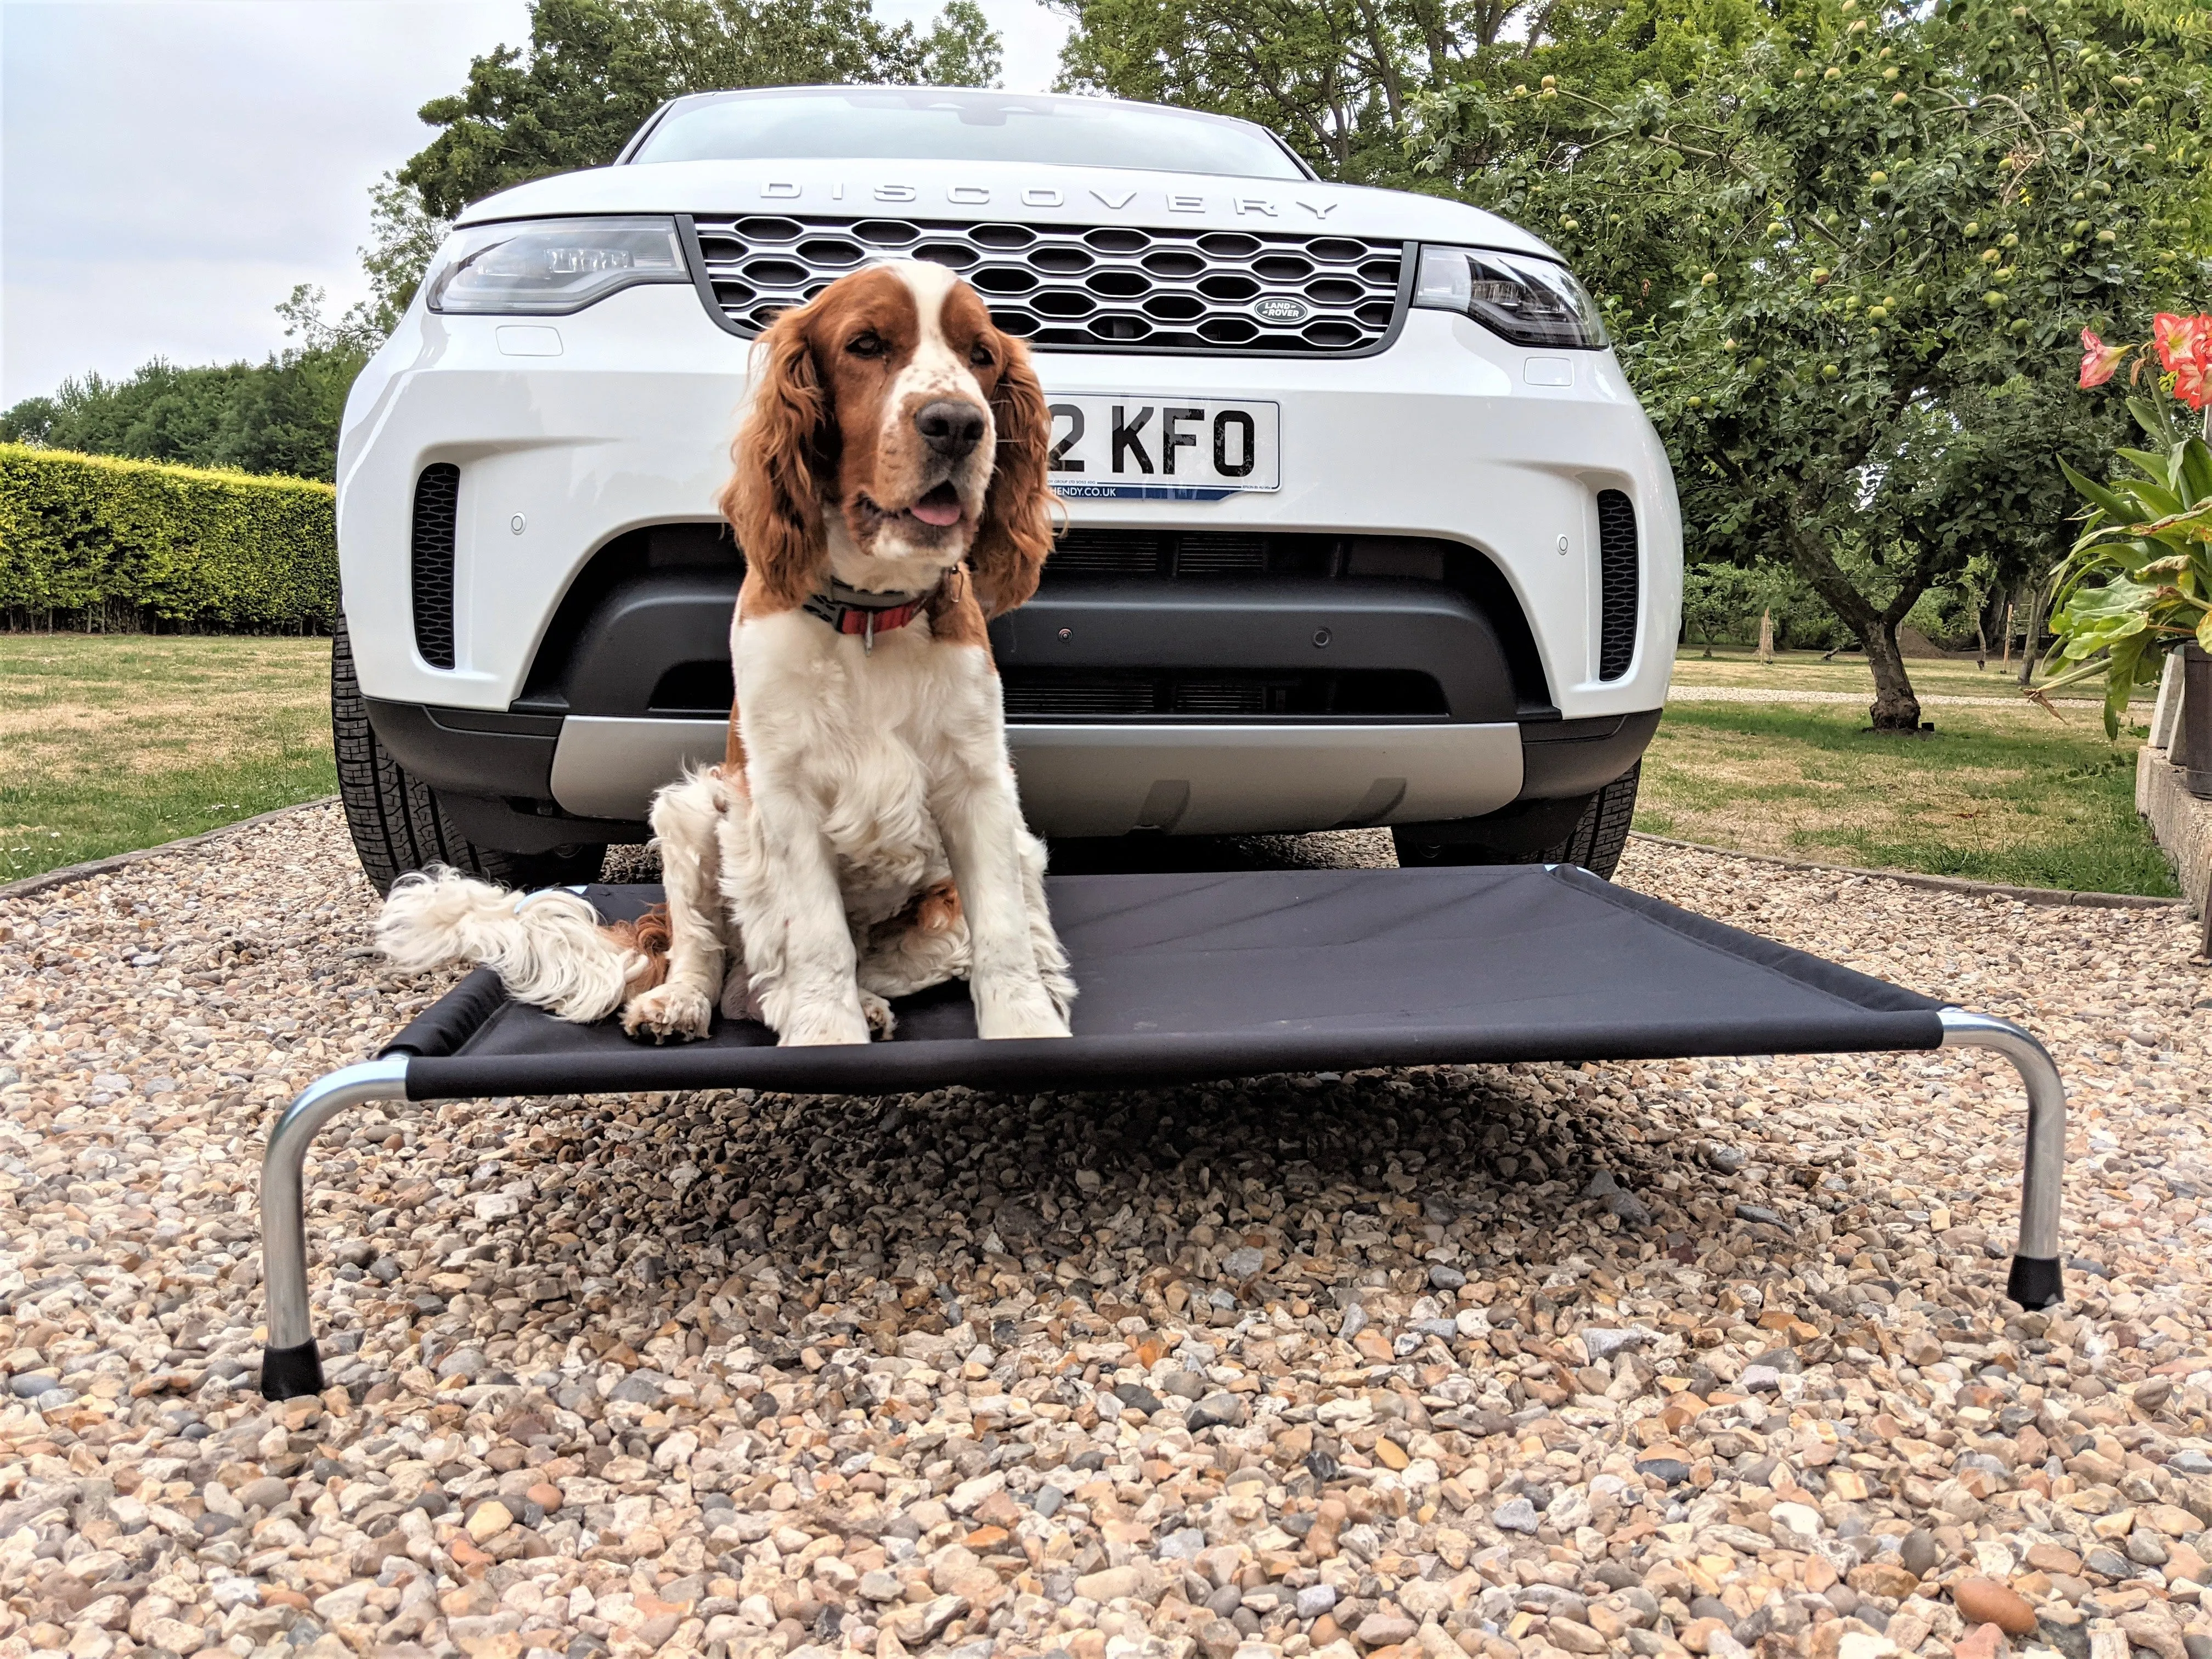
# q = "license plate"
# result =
<box><xmin>1045</xmin><ymin>397</ymin><xmax>1279</xmax><ymax>501</ymax></box>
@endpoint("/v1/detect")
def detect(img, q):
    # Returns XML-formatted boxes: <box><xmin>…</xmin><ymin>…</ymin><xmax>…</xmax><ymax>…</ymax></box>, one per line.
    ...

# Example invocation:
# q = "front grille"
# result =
<box><xmin>1596</xmin><ymin>489</ymin><xmax>1638</xmax><ymax>680</ymax></box>
<box><xmin>690</xmin><ymin>216</ymin><xmax>1406</xmax><ymax>356</ymax></box>
<box><xmin>1001</xmin><ymin>668</ymin><xmax>1446</xmax><ymax>719</ymax></box>
<box><xmin>410</xmin><ymin>464</ymin><xmax>459</xmax><ymax>670</ymax></box>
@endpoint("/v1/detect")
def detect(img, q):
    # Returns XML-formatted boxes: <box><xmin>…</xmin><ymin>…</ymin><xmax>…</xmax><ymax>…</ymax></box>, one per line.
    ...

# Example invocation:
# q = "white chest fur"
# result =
<box><xmin>733</xmin><ymin>608</ymin><xmax>1006</xmax><ymax>922</ymax></box>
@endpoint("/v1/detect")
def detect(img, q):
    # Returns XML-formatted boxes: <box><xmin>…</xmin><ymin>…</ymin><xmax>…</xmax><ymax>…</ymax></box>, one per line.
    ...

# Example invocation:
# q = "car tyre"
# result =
<box><xmin>331</xmin><ymin>612</ymin><xmax>605</xmax><ymax>897</ymax></box>
<box><xmin>1392</xmin><ymin>761</ymin><xmax>1640</xmax><ymax>880</ymax></box>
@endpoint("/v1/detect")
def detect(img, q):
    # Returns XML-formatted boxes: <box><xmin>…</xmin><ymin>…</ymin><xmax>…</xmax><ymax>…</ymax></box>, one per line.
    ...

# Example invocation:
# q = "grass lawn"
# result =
<box><xmin>0</xmin><ymin>633</ymin><xmax>335</xmax><ymax>885</ymax></box>
<box><xmin>1641</xmin><ymin>646</ymin><xmax>2176</xmax><ymax>896</ymax></box>
<box><xmin>1671</xmin><ymin>644</ymin><xmax>2138</xmax><ymax>702</ymax></box>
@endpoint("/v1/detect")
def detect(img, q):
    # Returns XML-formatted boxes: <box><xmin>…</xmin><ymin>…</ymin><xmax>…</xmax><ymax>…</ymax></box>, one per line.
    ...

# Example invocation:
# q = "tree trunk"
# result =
<box><xmin>1861</xmin><ymin>617</ymin><xmax>1923</xmax><ymax>731</ymax></box>
<box><xmin>1354</xmin><ymin>0</ymin><xmax>1406</xmax><ymax>124</ymax></box>
<box><xmin>1783</xmin><ymin>520</ymin><xmax>1925</xmax><ymax>732</ymax></box>
<box><xmin>2017</xmin><ymin>587</ymin><xmax>2046</xmax><ymax>688</ymax></box>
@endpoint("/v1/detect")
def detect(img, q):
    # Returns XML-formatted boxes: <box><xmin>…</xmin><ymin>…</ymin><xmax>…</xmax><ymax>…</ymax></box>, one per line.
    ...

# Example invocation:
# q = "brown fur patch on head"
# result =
<box><xmin>723</xmin><ymin>301</ymin><xmax>832</xmax><ymax>613</ymax></box>
<box><xmin>723</xmin><ymin>266</ymin><xmax>1054</xmax><ymax>614</ymax></box>
<box><xmin>955</xmin><ymin>286</ymin><xmax>1056</xmax><ymax>618</ymax></box>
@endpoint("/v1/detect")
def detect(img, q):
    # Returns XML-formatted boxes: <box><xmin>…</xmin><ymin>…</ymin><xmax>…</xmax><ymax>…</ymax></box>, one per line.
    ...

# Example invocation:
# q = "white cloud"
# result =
<box><xmin>0</xmin><ymin>0</ymin><xmax>1074</xmax><ymax>407</ymax></box>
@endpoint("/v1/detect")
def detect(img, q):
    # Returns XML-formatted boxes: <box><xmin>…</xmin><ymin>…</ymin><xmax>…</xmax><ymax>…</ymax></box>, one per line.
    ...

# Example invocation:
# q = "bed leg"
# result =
<box><xmin>258</xmin><ymin>1058</ymin><xmax>412</xmax><ymax>1401</ymax></box>
<box><xmin>1938</xmin><ymin>1008</ymin><xmax>2066</xmax><ymax>1310</ymax></box>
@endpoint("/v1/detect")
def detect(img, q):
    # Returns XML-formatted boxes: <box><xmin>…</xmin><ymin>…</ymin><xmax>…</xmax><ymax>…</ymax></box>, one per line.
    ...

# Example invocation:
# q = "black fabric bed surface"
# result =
<box><xmin>383</xmin><ymin>865</ymin><xmax>1945</xmax><ymax>1101</ymax></box>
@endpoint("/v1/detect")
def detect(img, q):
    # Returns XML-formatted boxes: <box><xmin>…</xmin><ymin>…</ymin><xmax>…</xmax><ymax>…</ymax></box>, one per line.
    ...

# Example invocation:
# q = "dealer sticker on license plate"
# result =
<box><xmin>1046</xmin><ymin>397</ymin><xmax>1279</xmax><ymax>501</ymax></box>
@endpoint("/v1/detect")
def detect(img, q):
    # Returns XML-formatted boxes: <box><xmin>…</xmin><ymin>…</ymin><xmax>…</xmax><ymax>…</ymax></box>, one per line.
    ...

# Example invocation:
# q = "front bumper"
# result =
<box><xmin>366</xmin><ymin>700</ymin><xmax>1657</xmax><ymax>846</ymax></box>
<box><xmin>341</xmin><ymin>267</ymin><xmax>1678</xmax><ymax>845</ymax></box>
<box><xmin>337</xmin><ymin>287</ymin><xmax>1681</xmax><ymax>720</ymax></box>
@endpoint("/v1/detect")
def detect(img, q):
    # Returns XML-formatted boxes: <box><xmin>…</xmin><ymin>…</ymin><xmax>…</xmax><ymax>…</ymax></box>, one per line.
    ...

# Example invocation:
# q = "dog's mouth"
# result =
<box><xmin>860</xmin><ymin>483</ymin><xmax>967</xmax><ymax>533</ymax></box>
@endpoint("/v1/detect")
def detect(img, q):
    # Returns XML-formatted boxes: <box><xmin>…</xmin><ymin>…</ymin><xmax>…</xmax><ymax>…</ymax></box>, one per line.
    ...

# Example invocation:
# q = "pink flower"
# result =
<box><xmin>2176</xmin><ymin>356</ymin><xmax>2209</xmax><ymax>412</ymax></box>
<box><xmin>2151</xmin><ymin>312</ymin><xmax>2202</xmax><ymax>373</ymax></box>
<box><xmin>2153</xmin><ymin>313</ymin><xmax>2212</xmax><ymax>411</ymax></box>
<box><xmin>2079</xmin><ymin>328</ymin><xmax>2128</xmax><ymax>388</ymax></box>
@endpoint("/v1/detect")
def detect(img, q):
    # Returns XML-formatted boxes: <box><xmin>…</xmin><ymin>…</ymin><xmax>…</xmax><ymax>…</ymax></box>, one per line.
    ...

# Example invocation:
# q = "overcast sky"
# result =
<box><xmin>0</xmin><ymin>0</ymin><xmax>1074</xmax><ymax>407</ymax></box>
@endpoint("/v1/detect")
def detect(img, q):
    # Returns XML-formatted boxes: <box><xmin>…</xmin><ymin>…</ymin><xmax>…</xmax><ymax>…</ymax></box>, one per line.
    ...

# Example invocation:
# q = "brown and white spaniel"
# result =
<box><xmin>378</xmin><ymin>261</ymin><xmax>1075</xmax><ymax>1045</ymax></box>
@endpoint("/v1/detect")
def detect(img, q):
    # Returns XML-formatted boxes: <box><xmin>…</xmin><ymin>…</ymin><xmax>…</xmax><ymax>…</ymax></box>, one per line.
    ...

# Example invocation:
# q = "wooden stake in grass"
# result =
<box><xmin>1758</xmin><ymin>608</ymin><xmax>1774</xmax><ymax>665</ymax></box>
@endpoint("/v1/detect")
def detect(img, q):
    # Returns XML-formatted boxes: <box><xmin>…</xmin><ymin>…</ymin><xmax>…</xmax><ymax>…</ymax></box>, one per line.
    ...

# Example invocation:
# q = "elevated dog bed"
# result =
<box><xmin>257</xmin><ymin>865</ymin><xmax>2067</xmax><ymax>1398</ymax></box>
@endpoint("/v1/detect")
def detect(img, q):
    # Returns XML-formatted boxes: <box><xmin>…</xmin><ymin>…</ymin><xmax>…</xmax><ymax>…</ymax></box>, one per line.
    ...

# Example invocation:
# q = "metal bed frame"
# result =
<box><xmin>256</xmin><ymin>1010</ymin><xmax>2063</xmax><ymax>1400</ymax></box>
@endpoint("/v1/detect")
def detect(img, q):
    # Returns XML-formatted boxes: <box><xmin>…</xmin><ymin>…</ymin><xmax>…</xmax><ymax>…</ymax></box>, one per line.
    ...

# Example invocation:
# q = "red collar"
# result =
<box><xmin>800</xmin><ymin>576</ymin><xmax>944</xmax><ymax>650</ymax></box>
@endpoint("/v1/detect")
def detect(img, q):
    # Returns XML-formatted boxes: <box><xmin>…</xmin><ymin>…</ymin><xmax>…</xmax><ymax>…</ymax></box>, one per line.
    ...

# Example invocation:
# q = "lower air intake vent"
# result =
<box><xmin>411</xmin><ymin>464</ymin><xmax>460</xmax><ymax>670</ymax></box>
<box><xmin>1001</xmin><ymin>668</ymin><xmax>1446</xmax><ymax>720</ymax></box>
<box><xmin>1596</xmin><ymin>489</ymin><xmax>1638</xmax><ymax>681</ymax></box>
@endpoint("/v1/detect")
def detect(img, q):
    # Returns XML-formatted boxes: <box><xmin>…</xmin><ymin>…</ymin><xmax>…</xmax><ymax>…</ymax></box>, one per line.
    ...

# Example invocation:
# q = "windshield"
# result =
<box><xmin>628</xmin><ymin>88</ymin><xmax>1308</xmax><ymax>180</ymax></box>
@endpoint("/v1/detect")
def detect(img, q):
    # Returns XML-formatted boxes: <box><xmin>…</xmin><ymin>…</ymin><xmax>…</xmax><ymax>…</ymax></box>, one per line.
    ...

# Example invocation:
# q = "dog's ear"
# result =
<box><xmin>969</xmin><ymin>331</ymin><xmax>1056</xmax><ymax>619</ymax></box>
<box><xmin>721</xmin><ymin>304</ymin><xmax>828</xmax><ymax>608</ymax></box>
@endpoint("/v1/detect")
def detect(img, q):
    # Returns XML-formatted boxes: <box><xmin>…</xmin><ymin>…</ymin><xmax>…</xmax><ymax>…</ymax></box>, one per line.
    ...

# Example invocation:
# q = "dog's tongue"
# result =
<box><xmin>910</xmin><ymin>486</ymin><xmax>963</xmax><ymax>528</ymax></box>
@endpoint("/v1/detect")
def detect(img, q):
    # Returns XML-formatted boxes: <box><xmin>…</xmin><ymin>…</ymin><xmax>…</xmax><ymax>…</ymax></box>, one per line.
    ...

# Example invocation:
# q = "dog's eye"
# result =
<box><xmin>847</xmin><ymin>332</ymin><xmax>886</xmax><ymax>359</ymax></box>
<box><xmin>968</xmin><ymin>343</ymin><xmax>995</xmax><ymax>369</ymax></box>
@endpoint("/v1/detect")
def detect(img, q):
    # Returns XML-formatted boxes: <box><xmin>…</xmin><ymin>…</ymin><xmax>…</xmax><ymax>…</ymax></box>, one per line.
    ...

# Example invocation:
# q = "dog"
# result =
<box><xmin>378</xmin><ymin>259</ymin><xmax>1076</xmax><ymax>1046</ymax></box>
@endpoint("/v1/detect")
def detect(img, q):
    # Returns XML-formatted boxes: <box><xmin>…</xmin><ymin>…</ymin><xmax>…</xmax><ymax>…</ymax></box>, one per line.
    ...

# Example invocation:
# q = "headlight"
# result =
<box><xmin>1412</xmin><ymin>246</ymin><xmax>1607</xmax><ymax>349</ymax></box>
<box><xmin>426</xmin><ymin>217</ymin><xmax>689</xmax><ymax>315</ymax></box>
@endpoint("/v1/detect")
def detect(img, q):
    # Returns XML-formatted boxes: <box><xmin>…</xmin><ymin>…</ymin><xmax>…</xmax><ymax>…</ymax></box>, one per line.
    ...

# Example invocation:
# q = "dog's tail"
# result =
<box><xmin>376</xmin><ymin>866</ymin><xmax>670</xmax><ymax>1023</ymax></box>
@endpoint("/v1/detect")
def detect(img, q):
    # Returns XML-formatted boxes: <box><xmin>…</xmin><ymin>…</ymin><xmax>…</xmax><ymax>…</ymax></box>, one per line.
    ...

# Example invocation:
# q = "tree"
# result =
<box><xmin>351</xmin><ymin>174</ymin><xmax>451</xmax><ymax>337</ymax></box>
<box><xmin>399</xmin><ymin>0</ymin><xmax>1007</xmax><ymax>219</ymax></box>
<box><xmin>1051</xmin><ymin>0</ymin><xmax>1780</xmax><ymax>181</ymax></box>
<box><xmin>1407</xmin><ymin>0</ymin><xmax>2209</xmax><ymax>728</ymax></box>
<box><xmin>1681</xmin><ymin>561</ymin><xmax>1761</xmax><ymax>652</ymax></box>
<box><xmin>0</xmin><ymin>291</ymin><xmax>370</xmax><ymax>482</ymax></box>
<box><xmin>1059</xmin><ymin>0</ymin><xmax>2209</xmax><ymax>729</ymax></box>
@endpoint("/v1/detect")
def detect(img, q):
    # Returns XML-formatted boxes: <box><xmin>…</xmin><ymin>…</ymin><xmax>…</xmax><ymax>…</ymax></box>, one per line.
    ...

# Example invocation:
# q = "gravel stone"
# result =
<box><xmin>1491</xmin><ymin>1495</ymin><xmax>1541</xmax><ymax>1532</ymax></box>
<box><xmin>7</xmin><ymin>811</ymin><xmax>2212</xmax><ymax>1659</ymax></box>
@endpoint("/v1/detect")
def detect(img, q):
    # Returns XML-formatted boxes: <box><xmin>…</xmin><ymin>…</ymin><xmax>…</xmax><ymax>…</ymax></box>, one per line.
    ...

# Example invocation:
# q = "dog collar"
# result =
<box><xmin>802</xmin><ymin>577</ymin><xmax>940</xmax><ymax>651</ymax></box>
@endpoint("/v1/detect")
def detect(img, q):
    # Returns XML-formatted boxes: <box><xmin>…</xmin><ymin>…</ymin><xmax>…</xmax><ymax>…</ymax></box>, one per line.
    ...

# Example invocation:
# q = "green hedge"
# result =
<box><xmin>0</xmin><ymin>444</ymin><xmax>336</xmax><ymax>631</ymax></box>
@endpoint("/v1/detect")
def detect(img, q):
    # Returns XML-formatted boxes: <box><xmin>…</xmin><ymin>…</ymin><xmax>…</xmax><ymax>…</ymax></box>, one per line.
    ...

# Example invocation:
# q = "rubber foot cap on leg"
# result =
<box><xmin>2007</xmin><ymin>1255</ymin><xmax>2063</xmax><ymax>1310</ymax></box>
<box><xmin>258</xmin><ymin>1341</ymin><xmax>325</xmax><ymax>1401</ymax></box>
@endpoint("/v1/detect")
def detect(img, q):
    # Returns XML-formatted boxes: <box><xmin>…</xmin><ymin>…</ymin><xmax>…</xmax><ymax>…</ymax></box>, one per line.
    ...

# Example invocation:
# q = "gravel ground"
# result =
<box><xmin>3</xmin><ymin>802</ymin><xmax>2211</xmax><ymax>1659</ymax></box>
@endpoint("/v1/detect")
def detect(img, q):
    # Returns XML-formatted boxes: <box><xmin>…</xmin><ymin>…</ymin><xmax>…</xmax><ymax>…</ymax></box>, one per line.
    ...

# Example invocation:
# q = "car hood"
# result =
<box><xmin>456</xmin><ymin>157</ymin><xmax>1561</xmax><ymax>262</ymax></box>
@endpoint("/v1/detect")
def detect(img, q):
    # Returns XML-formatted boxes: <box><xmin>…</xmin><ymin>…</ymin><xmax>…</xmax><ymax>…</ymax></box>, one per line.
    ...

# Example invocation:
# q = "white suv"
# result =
<box><xmin>332</xmin><ymin>86</ymin><xmax>1679</xmax><ymax>893</ymax></box>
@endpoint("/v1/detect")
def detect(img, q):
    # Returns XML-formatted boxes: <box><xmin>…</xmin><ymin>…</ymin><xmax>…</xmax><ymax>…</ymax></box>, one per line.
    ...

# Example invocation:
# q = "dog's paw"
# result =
<box><xmin>975</xmin><ymin>978</ymin><xmax>1074</xmax><ymax>1040</ymax></box>
<box><xmin>860</xmin><ymin>991</ymin><xmax>897</xmax><ymax>1041</ymax></box>
<box><xmin>776</xmin><ymin>1000</ymin><xmax>872</xmax><ymax>1046</ymax></box>
<box><xmin>621</xmin><ymin>983</ymin><xmax>713</xmax><ymax>1043</ymax></box>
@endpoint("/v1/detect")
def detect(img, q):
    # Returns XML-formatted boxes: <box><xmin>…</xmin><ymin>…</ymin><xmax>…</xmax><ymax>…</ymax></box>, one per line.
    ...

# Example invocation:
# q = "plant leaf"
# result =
<box><xmin>2059</xmin><ymin>458</ymin><xmax>2138</xmax><ymax>525</ymax></box>
<box><xmin>2180</xmin><ymin>438</ymin><xmax>2212</xmax><ymax>509</ymax></box>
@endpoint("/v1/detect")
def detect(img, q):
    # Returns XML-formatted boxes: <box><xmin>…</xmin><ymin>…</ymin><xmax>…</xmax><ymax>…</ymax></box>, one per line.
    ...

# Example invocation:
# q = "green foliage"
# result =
<box><xmin>0</xmin><ymin>326</ymin><xmax>366</xmax><ymax>485</ymax></box>
<box><xmin>400</xmin><ymin>0</ymin><xmax>1008</xmax><ymax>218</ymax></box>
<box><xmin>352</xmin><ymin>175</ymin><xmax>452</xmax><ymax>337</ymax></box>
<box><xmin>0</xmin><ymin>446</ymin><xmax>336</xmax><ymax>633</ymax></box>
<box><xmin>2049</xmin><ymin>388</ymin><xmax>2212</xmax><ymax>732</ymax></box>
<box><xmin>1432</xmin><ymin>3</ymin><xmax>2202</xmax><ymax>723</ymax></box>
<box><xmin>1059</xmin><ymin>0</ymin><xmax>2211</xmax><ymax>727</ymax></box>
<box><xmin>1681</xmin><ymin>560</ymin><xmax>1850</xmax><ymax>650</ymax></box>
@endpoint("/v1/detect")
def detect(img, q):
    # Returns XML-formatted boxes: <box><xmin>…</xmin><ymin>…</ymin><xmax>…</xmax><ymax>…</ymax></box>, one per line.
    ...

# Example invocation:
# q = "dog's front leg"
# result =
<box><xmin>744</xmin><ymin>786</ymin><xmax>872</xmax><ymax>1046</ymax></box>
<box><xmin>936</xmin><ymin>770</ymin><xmax>1073</xmax><ymax>1040</ymax></box>
<box><xmin>622</xmin><ymin>772</ymin><xmax>729</xmax><ymax>1043</ymax></box>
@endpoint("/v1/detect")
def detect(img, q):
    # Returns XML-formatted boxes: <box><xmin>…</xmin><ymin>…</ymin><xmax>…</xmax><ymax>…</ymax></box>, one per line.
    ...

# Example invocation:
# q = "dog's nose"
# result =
<box><xmin>915</xmin><ymin>399</ymin><xmax>986</xmax><ymax>461</ymax></box>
